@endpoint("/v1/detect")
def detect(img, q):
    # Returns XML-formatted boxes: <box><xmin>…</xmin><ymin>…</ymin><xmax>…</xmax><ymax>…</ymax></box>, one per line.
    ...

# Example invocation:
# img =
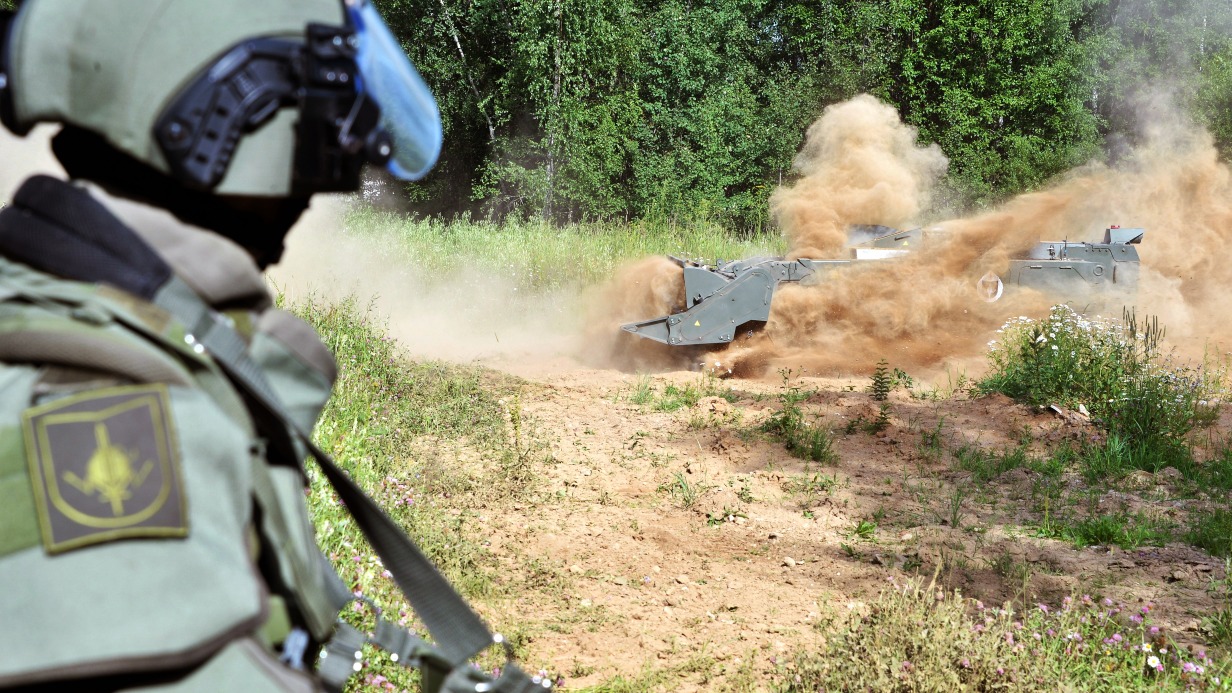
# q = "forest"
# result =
<box><xmin>377</xmin><ymin>0</ymin><xmax>1232</xmax><ymax>230</ymax></box>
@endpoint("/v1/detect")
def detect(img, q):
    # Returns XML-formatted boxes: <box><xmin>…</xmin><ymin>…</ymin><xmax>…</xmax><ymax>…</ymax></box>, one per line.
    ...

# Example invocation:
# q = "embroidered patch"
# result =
<box><xmin>22</xmin><ymin>384</ymin><xmax>187</xmax><ymax>554</ymax></box>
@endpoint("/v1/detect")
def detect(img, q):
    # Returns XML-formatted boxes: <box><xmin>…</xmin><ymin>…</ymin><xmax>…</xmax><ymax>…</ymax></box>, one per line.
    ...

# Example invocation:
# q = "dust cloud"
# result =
<box><xmin>773</xmin><ymin>95</ymin><xmax>949</xmax><ymax>260</ymax></box>
<box><xmin>270</xmin><ymin>201</ymin><xmax>580</xmax><ymax>365</ymax></box>
<box><xmin>0</xmin><ymin>125</ymin><xmax>579</xmax><ymax>367</ymax></box>
<box><xmin>578</xmin><ymin>255</ymin><xmax>701</xmax><ymax>372</ymax></box>
<box><xmin>597</xmin><ymin>92</ymin><xmax>1232</xmax><ymax>378</ymax></box>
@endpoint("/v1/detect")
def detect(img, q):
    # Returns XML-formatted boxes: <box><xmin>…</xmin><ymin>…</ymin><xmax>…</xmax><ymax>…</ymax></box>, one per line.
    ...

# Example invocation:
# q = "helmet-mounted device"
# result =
<box><xmin>0</xmin><ymin>0</ymin><xmax>441</xmax><ymax>196</ymax></box>
<box><xmin>153</xmin><ymin>0</ymin><xmax>441</xmax><ymax>193</ymax></box>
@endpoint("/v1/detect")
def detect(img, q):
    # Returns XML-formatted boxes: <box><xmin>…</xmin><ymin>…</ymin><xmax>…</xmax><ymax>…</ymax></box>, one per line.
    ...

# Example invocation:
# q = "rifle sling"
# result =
<box><xmin>152</xmin><ymin>277</ymin><xmax>516</xmax><ymax>677</ymax></box>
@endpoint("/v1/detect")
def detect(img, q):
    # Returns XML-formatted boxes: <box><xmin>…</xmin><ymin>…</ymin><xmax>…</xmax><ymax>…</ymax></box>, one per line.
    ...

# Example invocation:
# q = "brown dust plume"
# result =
<box><xmin>598</xmin><ymin>93</ymin><xmax>1232</xmax><ymax>378</ymax></box>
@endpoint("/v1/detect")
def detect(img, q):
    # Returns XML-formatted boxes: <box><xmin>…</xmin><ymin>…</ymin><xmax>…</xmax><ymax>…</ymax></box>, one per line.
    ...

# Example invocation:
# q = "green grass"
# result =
<box><xmin>344</xmin><ymin>205</ymin><xmax>783</xmax><ymax>293</ymax></box>
<box><xmin>953</xmin><ymin>443</ymin><xmax>1033</xmax><ymax>484</ymax></box>
<box><xmin>779</xmin><ymin>575</ymin><xmax>1229</xmax><ymax>691</ymax></box>
<box><xmin>1188</xmin><ymin>508</ymin><xmax>1232</xmax><ymax>558</ymax></box>
<box><xmin>660</xmin><ymin>472</ymin><xmax>704</xmax><ymax>509</ymax></box>
<box><xmin>760</xmin><ymin>371</ymin><xmax>839</xmax><ymax>464</ymax></box>
<box><xmin>289</xmin><ymin>296</ymin><xmax>555</xmax><ymax>689</ymax></box>
<box><xmin>1035</xmin><ymin>512</ymin><xmax>1174</xmax><ymax>551</ymax></box>
<box><xmin>296</xmin><ymin>296</ymin><xmax>520</xmax><ymax>594</ymax></box>
<box><xmin>623</xmin><ymin>373</ymin><xmax>736</xmax><ymax>412</ymax></box>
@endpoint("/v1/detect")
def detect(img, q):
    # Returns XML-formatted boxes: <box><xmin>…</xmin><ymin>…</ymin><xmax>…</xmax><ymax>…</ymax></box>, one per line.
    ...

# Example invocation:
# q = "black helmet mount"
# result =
<box><xmin>155</xmin><ymin>22</ymin><xmax>392</xmax><ymax>195</ymax></box>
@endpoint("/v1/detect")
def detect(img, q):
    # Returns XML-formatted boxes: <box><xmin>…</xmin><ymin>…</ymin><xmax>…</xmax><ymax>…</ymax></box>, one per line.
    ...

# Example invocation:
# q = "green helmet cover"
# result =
<box><xmin>9</xmin><ymin>0</ymin><xmax>344</xmax><ymax>196</ymax></box>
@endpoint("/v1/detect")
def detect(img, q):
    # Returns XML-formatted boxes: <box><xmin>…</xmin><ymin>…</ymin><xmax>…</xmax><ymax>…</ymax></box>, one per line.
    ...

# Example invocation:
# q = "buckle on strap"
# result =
<box><xmin>317</xmin><ymin>621</ymin><xmax>365</xmax><ymax>693</ymax></box>
<box><xmin>323</xmin><ymin>601</ymin><xmax>550</xmax><ymax>693</ymax></box>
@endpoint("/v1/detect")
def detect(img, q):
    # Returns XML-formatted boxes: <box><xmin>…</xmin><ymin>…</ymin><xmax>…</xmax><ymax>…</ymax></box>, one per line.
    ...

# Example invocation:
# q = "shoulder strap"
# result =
<box><xmin>152</xmin><ymin>277</ymin><xmax>545</xmax><ymax>693</ymax></box>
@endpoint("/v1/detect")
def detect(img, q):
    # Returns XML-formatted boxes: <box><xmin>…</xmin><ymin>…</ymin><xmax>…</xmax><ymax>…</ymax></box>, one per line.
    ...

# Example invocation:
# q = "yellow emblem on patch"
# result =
<box><xmin>22</xmin><ymin>384</ymin><xmax>188</xmax><ymax>554</ymax></box>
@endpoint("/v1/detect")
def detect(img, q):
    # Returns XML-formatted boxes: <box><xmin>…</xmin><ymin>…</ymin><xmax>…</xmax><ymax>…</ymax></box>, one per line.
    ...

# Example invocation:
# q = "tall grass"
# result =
<box><xmin>343</xmin><ymin>205</ymin><xmax>784</xmax><ymax>292</ymax></box>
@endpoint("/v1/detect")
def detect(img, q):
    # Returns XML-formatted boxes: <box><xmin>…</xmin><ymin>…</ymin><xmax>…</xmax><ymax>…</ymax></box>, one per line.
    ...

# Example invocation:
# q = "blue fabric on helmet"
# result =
<box><xmin>346</xmin><ymin>0</ymin><xmax>441</xmax><ymax>181</ymax></box>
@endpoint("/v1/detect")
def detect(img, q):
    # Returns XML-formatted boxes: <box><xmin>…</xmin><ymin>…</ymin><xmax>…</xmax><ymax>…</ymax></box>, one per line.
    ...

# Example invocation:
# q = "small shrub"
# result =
<box><xmin>869</xmin><ymin>359</ymin><xmax>893</xmax><ymax>401</ymax></box>
<box><xmin>980</xmin><ymin>306</ymin><xmax>1225</xmax><ymax>474</ymax></box>
<box><xmin>761</xmin><ymin>370</ymin><xmax>839</xmax><ymax>464</ymax></box>
<box><xmin>918</xmin><ymin>418</ymin><xmax>946</xmax><ymax>462</ymax></box>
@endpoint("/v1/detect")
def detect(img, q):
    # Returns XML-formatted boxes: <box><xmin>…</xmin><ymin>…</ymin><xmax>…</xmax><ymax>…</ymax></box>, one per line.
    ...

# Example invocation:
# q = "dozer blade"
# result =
<box><xmin>620</xmin><ymin>267</ymin><xmax>776</xmax><ymax>346</ymax></box>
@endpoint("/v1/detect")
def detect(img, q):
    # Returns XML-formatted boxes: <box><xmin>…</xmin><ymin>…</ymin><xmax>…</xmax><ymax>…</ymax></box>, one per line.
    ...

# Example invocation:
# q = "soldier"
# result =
<box><xmin>0</xmin><ymin>1</ymin><xmax>518</xmax><ymax>691</ymax></box>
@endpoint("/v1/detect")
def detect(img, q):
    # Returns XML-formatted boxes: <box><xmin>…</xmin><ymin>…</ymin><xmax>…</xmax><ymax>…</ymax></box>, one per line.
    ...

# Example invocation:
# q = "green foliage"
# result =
<box><xmin>761</xmin><ymin>370</ymin><xmax>838</xmax><ymax>464</ymax></box>
<box><xmin>624</xmin><ymin>373</ymin><xmax>735</xmax><ymax>412</ymax></box>
<box><xmin>1187</xmin><ymin>508</ymin><xmax>1232</xmax><ymax>558</ymax></box>
<box><xmin>869</xmin><ymin>360</ymin><xmax>893</xmax><ymax>401</ymax></box>
<box><xmin>660</xmin><ymin>471</ymin><xmax>704</xmax><ymax>509</ymax></box>
<box><xmin>780</xmin><ymin>577</ymin><xmax>1228</xmax><ymax>691</ymax></box>
<box><xmin>979</xmin><ymin>306</ymin><xmax>1225</xmax><ymax>471</ymax></box>
<box><xmin>1036</xmin><ymin>512</ymin><xmax>1174</xmax><ymax>551</ymax></box>
<box><xmin>954</xmin><ymin>443</ymin><xmax>1032</xmax><ymax>485</ymax></box>
<box><xmin>294</xmin><ymin>297</ymin><xmax>530</xmax><ymax>598</ymax></box>
<box><xmin>343</xmin><ymin>205</ymin><xmax>782</xmax><ymax>293</ymax></box>
<box><xmin>288</xmin><ymin>296</ymin><xmax>558</xmax><ymax>689</ymax></box>
<box><xmin>918</xmin><ymin>418</ymin><xmax>947</xmax><ymax>462</ymax></box>
<box><xmin>1202</xmin><ymin>560</ymin><xmax>1232</xmax><ymax>646</ymax></box>
<box><xmin>378</xmin><ymin>0</ymin><xmax>1232</xmax><ymax>226</ymax></box>
<box><xmin>847</xmin><ymin>519</ymin><xmax>879</xmax><ymax>541</ymax></box>
<box><xmin>782</xmin><ymin>471</ymin><xmax>838</xmax><ymax>506</ymax></box>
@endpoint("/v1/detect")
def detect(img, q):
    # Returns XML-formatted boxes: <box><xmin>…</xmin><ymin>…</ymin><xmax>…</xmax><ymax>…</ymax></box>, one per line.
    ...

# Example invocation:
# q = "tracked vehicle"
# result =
<box><xmin>620</xmin><ymin>226</ymin><xmax>1144</xmax><ymax>347</ymax></box>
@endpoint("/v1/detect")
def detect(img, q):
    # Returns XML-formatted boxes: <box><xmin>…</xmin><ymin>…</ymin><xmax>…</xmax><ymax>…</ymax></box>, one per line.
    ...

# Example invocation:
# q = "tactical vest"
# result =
<box><xmin>0</xmin><ymin>178</ymin><xmax>543</xmax><ymax>692</ymax></box>
<box><xmin>0</xmin><ymin>181</ymin><xmax>350</xmax><ymax>690</ymax></box>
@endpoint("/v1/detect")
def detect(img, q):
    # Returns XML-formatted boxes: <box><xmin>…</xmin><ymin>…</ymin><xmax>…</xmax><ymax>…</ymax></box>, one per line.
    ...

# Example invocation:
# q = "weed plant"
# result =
<box><xmin>660</xmin><ymin>472</ymin><xmax>704</xmax><ymax>509</ymax></box>
<box><xmin>1202</xmin><ymin>561</ymin><xmax>1232</xmax><ymax>647</ymax></box>
<box><xmin>761</xmin><ymin>371</ymin><xmax>838</xmax><ymax>464</ymax></box>
<box><xmin>869</xmin><ymin>360</ymin><xmax>893</xmax><ymax>401</ymax></box>
<box><xmin>780</xmin><ymin>576</ymin><xmax>1228</xmax><ymax>691</ymax></box>
<box><xmin>953</xmin><ymin>443</ymin><xmax>1033</xmax><ymax>485</ymax></box>
<box><xmin>782</xmin><ymin>470</ymin><xmax>838</xmax><ymax>507</ymax></box>
<box><xmin>980</xmin><ymin>306</ymin><xmax>1225</xmax><ymax>471</ymax></box>
<box><xmin>1188</xmin><ymin>508</ymin><xmax>1232</xmax><ymax>558</ymax></box>
<box><xmin>1034</xmin><ymin>512</ymin><xmax>1174</xmax><ymax>551</ymax></box>
<box><xmin>624</xmin><ymin>373</ymin><xmax>735</xmax><ymax>412</ymax></box>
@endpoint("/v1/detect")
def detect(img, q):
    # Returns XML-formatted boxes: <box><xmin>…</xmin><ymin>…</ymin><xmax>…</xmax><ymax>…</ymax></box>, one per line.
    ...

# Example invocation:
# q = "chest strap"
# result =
<box><xmin>0</xmin><ymin>175</ymin><xmax>545</xmax><ymax>692</ymax></box>
<box><xmin>154</xmin><ymin>276</ymin><xmax>545</xmax><ymax>692</ymax></box>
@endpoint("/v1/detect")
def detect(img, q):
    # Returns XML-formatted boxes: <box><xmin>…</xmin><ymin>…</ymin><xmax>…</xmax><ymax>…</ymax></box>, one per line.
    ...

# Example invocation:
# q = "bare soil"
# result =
<box><xmin>461</xmin><ymin>358</ymin><xmax>1228</xmax><ymax>690</ymax></box>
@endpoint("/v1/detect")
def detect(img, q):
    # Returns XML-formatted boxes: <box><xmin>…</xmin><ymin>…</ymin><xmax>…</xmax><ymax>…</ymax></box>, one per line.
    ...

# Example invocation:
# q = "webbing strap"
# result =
<box><xmin>151</xmin><ymin>278</ymin><xmax>542</xmax><ymax>690</ymax></box>
<box><xmin>0</xmin><ymin>175</ymin><xmax>541</xmax><ymax>688</ymax></box>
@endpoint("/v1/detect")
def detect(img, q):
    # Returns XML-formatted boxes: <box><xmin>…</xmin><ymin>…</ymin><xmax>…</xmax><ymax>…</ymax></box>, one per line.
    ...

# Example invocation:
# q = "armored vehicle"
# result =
<box><xmin>621</xmin><ymin>226</ymin><xmax>1144</xmax><ymax>347</ymax></box>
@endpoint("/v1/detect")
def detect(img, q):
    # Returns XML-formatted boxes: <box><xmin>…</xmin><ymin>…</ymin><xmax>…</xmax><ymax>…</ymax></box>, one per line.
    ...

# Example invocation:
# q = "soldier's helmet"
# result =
<box><xmin>0</xmin><ymin>0</ymin><xmax>441</xmax><ymax>197</ymax></box>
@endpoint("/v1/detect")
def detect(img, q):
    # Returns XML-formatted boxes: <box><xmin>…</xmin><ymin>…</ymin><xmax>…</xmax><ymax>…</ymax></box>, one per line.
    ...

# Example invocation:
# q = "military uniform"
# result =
<box><xmin>0</xmin><ymin>1</ymin><xmax>544</xmax><ymax>690</ymax></box>
<box><xmin>0</xmin><ymin>177</ymin><xmax>350</xmax><ymax>690</ymax></box>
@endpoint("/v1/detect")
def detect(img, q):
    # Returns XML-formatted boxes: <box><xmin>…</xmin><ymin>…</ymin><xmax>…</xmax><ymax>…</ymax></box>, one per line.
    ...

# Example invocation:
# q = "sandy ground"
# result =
<box><xmin>446</xmin><ymin>356</ymin><xmax>1230</xmax><ymax>690</ymax></box>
